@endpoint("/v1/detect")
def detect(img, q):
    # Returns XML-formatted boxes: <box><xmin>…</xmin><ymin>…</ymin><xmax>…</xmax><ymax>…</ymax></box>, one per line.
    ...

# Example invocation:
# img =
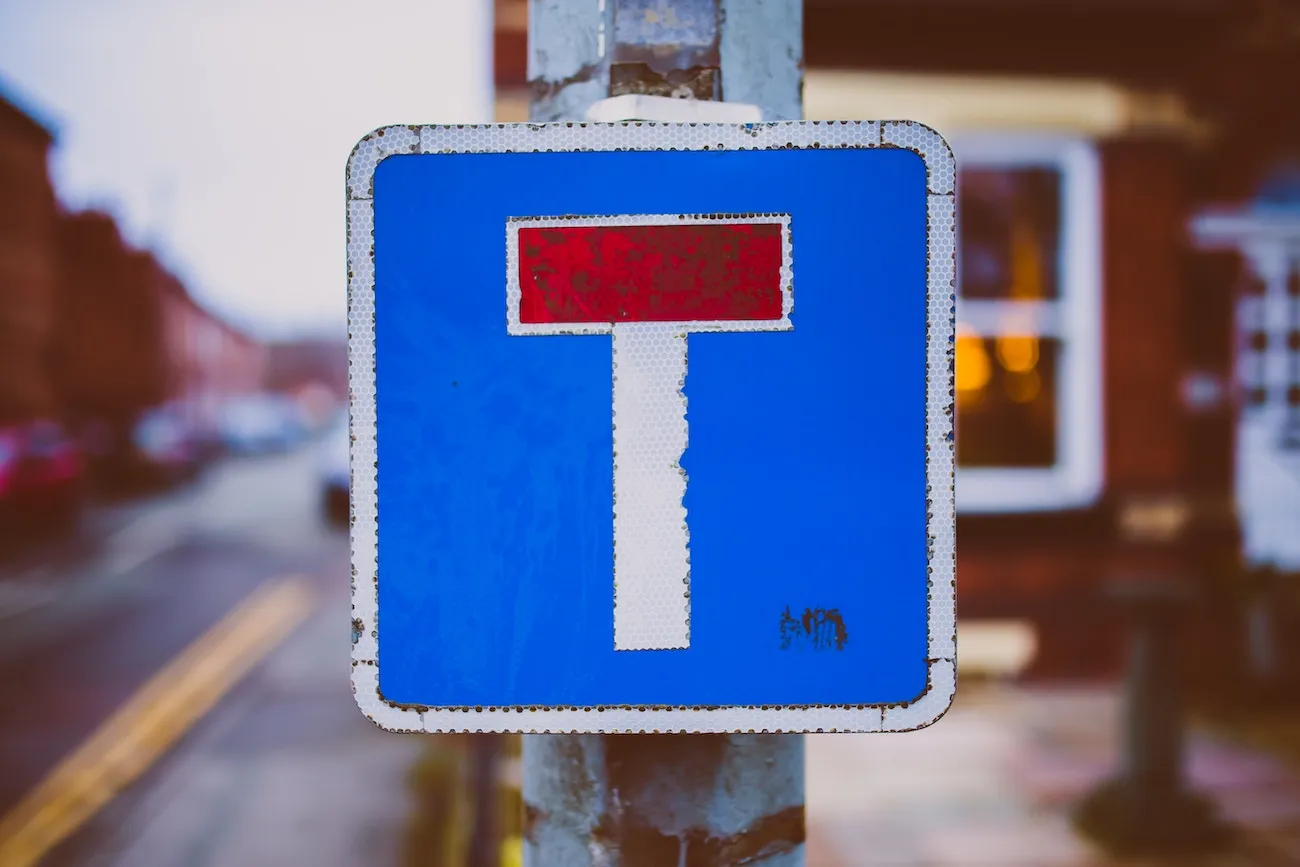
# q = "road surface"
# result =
<box><xmin>0</xmin><ymin>447</ymin><xmax>422</xmax><ymax>867</ymax></box>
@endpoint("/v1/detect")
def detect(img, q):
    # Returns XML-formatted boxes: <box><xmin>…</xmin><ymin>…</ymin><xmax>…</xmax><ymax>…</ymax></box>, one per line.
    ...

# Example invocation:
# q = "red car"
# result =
<box><xmin>0</xmin><ymin>421</ymin><xmax>85</xmax><ymax>537</ymax></box>
<box><xmin>0</xmin><ymin>426</ymin><xmax>21</xmax><ymax>515</ymax></box>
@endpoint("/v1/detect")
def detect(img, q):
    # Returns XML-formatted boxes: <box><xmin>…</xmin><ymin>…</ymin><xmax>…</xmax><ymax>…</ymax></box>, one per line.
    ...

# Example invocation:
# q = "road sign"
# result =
<box><xmin>347</xmin><ymin>120</ymin><xmax>956</xmax><ymax>734</ymax></box>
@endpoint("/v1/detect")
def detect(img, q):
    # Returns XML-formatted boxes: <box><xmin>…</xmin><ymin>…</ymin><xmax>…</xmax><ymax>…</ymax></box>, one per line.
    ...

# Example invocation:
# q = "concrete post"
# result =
<box><xmin>522</xmin><ymin>2</ymin><xmax>806</xmax><ymax>864</ymax></box>
<box><xmin>1117</xmin><ymin>582</ymin><xmax>1188</xmax><ymax>796</ymax></box>
<box><xmin>1073</xmin><ymin>579</ymin><xmax>1230</xmax><ymax>855</ymax></box>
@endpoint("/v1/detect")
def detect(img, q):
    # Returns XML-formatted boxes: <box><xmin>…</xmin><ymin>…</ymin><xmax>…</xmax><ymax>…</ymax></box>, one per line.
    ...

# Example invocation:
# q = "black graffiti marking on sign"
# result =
<box><xmin>779</xmin><ymin>606</ymin><xmax>849</xmax><ymax>651</ymax></box>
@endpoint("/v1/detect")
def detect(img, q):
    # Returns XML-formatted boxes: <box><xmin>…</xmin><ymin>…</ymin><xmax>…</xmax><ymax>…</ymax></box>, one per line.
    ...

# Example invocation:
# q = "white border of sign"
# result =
<box><xmin>346</xmin><ymin>120</ymin><xmax>956</xmax><ymax>734</ymax></box>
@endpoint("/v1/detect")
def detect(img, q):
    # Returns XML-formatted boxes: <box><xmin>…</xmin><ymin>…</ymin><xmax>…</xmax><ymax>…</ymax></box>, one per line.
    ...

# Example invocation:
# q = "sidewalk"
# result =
<box><xmin>91</xmin><ymin>578</ymin><xmax>425</xmax><ymax>867</ymax></box>
<box><xmin>807</xmin><ymin>683</ymin><xmax>1300</xmax><ymax>866</ymax></box>
<box><xmin>82</xmin><ymin>578</ymin><xmax>1300</xmax><ymax>867</ymax></box>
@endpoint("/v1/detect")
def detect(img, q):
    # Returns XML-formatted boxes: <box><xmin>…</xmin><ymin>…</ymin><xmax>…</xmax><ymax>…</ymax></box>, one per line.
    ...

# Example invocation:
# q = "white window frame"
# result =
<box><xmin>952</xmin><ymin>133</ymin><xmax>1104</xmax><ymax>514</ymax></box>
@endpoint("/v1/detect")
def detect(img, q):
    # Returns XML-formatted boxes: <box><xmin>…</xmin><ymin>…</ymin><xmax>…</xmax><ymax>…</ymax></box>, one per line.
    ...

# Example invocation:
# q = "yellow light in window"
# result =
<box><xmin>1005</xmin><ymin>369</ymin><xmax>1042</xmax><ymax>403</ymax></box>
<box><xmin>996</xmin><ymin>334</ymin><xmax>1039</xmax><ymax>373</ymax></box>
<box><xmin>955</xmin><ymin>326</ymin><xmax>991</xmax><ymax>395</ymax></box>
<box><xmin>1009</xmin><ymin>220</ymin><xmax>1043</xmax><ymax>299</ymax></box>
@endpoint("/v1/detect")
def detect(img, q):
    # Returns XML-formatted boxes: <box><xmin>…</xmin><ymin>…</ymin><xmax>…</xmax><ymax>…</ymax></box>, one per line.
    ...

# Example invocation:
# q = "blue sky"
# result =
<box><xmin>0</xmin><ymin>0</ymin><xmax>494</xmax><ymax>339</ymax></box>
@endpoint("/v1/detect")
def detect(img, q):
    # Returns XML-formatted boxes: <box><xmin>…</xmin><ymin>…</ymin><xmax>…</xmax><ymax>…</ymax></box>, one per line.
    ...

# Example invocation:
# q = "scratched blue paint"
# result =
<box><xmin>373</xmin><ymin>146</ymin><xmax>929</xmax><ymax>708</ymax></box>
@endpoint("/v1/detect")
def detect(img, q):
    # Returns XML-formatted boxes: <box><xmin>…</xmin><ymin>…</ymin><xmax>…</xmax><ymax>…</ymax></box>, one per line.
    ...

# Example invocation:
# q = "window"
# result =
<box><xmin>953</xmin><ymin>135</ymin><xmax>1103</xmax><ymax>513</ymax></box>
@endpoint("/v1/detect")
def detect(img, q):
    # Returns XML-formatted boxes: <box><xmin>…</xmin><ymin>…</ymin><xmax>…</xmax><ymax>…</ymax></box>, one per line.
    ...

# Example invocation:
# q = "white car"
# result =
<box><xmin>318</xmin><ymin>419</ymin><xmax>349</xmax><ymax>526</ymax></box>
<box><xmin>219</xmin><ymin>395</ymin><xmax>307</xmax><ymax>455</ymax></box>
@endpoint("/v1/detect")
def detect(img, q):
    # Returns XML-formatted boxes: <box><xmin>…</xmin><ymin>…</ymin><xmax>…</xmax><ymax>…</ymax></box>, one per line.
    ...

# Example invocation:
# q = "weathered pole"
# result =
<box><xmin>522</xmin><ymin>1</ymin><xmax>806</xmax><ymax>864</ymax></box>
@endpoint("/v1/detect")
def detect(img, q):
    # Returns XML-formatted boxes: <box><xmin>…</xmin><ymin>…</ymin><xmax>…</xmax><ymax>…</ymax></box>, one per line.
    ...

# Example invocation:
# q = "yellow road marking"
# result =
<box><xmin>0</xmin><ymin>576</ymin><xmax>315</xmax><ymax>867</ymax></box>
<box><xmin>501</xmin><ymin>835</ymin><xmax>522</xmax><ymax>867</ymax></box>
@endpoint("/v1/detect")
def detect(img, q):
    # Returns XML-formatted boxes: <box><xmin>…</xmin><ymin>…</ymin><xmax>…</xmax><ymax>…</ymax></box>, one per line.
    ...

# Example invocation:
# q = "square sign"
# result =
<box><xmin>347</xmin><ymin>120</ymin><xmax>956</xmax><ymax>734</ymax></box>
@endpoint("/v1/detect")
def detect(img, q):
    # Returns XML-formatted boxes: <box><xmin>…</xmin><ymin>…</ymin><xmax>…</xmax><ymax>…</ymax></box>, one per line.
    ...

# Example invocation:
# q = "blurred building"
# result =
<box><xmin>2</xmin><ymin>79</ymin><xmax>265</xmax><ymax>484</ymax></box>
<box><xmin>55</xmin><ymin>215</ymin><xmax>266</xmax><ymax>463</ymax></box>
<box><xmin>264</xmin><ymin>337</ymin><xmax>348</xmax><ymax>400</ymax></box>
<box><xmin>153</xmin><ymin>255</ymin><xmax>267</xmax><ymax>438</ymax></box>
<box><xmin>53</xmin><ymin>213</ymin><xmax>169</xmax><ymax>435</ymax></box>
<box><xmin>0</xmin><ymin>85</ymin><xmax>60</xmax><ymax>424</ymax></box>
<box><xmin>1194</xmin><ymin>166</ymin><xmax>1300</xmax><ymax>575</ymax></box>
<box><xmin>494</xmin><ymin>0</ymin><xmax>1300</xmax><ymax>683</ymax></box>
<box><xmin>262</xmin><ymin>337</ymin><xmax>347</xmax><ymax>431</ymax></box>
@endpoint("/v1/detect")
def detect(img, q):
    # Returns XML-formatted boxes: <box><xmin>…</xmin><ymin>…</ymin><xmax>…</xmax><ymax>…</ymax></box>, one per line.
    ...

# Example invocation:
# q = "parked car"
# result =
<box><xmin>0</xmin><ymin>425</ymin><xmax>24</xmax><ymax>533</ymax></box>
<box><xmin>318</xmin><ymin>418</ymin><xmax>349</xmax><ymax>526</ymax></box>
<box><xmin>131</xmin><ymin>405</ymin><xmax>203</xmax><ymax>486</ymax></box>
<box><xmin>0</xmin><ymin>420</ymin><xmax>85</xmax><ymax>536</ymax></box>
<box><xmin>218</xmin><ymin>394</ymin><xmax>308</xmax><ymax>455</ymax></box>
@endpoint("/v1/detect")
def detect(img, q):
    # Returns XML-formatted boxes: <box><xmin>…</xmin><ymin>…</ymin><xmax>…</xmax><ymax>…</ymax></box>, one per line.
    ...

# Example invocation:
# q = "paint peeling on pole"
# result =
<box><xmin>532</xmin><ymin>0</ymin><xmax>794</xmax><ymax>121</ymax></box>
<box><xmin>718</xmin><ymin>0</ymin><xmax>803</xmax><ymax>122</ymax></box>
<box><xmin>527</xmin><ymin>0</ymin><xmax>608</xmax><ymax>121</ymax></box>
<box><xmin>610</xmin><ymin>0</ymin><xmax>722</xmax><ymax>101</ymax></box>
<box><xmin>524</xmin><ymin>735</ymin><xmax>805</xmax><ymax>867</ymax></box>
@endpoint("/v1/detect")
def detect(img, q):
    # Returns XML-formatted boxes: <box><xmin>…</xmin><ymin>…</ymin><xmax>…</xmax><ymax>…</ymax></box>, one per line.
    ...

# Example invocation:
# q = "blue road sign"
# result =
<box><xmin>347</xmin><ymin>121</ymin><xmax>956</xmax><ymax>733</ymax></box>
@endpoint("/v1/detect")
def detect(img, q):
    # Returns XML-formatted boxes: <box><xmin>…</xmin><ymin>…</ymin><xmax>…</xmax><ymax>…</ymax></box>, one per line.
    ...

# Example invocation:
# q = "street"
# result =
<box><xmin>0</xmin><ymin>447</ymin><xmax>422</xmax><ymax>867</ymax></box>
<box><xmin>5</xmin><ymin>446</ymin><xmax>1300</xmax><ymax>866</ymax></box>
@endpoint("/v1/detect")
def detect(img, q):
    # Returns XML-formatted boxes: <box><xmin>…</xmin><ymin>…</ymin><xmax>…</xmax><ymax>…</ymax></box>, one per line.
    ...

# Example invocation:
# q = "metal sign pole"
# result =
<box><xmin>522</xmin><ymin>1</ymin><xmax>807</xmax><ymax>864</ymax></box>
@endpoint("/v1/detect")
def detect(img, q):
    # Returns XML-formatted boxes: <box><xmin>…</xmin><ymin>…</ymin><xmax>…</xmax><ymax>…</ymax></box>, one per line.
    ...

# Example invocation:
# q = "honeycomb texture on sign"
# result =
<box><xmin>346</xmin><ymin>198</ymin><xmax>380</xmax><ymax>667</ymax></box>
<box><xmin>402</xmin><ymin>120</ymin><xmax>884</xmax><ymax>164</ymax></box>
<box><xmin>346</xmin><ymin>121</ymin><xmax>957</xmax><ymax>734</ymax></box>
<box><xmin>353</xmin><ymin>663</ymin><xmax>423</xmax><ymax>732</ymax></box>
<box><xmin>883</xmin><ymin>121</ymin><xmax>956</xmax><ymax>196</ymax></box>
<box><xmin>926</xmin><ymin>193</ymin><xmax>957</xmax><ymax>662</ymax></box>
<box><xmin>883</xmin><ymin>659</ymin><xmax>956</xmax><ymax>732</ymax></box>
<box><xmin>611</xmin><ymin>323</ymin><xmax>692</xmax><ymax>650</ymax></box>
<box><xmin>348</xmin><ymin>126</ymin><xmax>420</xmax><ymax>199</ymax></box>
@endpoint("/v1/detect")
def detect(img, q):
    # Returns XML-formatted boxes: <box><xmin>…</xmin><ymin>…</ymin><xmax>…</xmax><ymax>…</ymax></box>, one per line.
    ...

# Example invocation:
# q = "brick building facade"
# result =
<box><xmin>52</xmin><ymin>213</ymin><xmax>169</xmax><ymax>428</ymax></box>
<box><xmin>155</xmin><ymin>261</ymin><xmax>267</xmax><ymax>439</ymax></box>
<box><xmin>1</xmin><ymin>82</ymin><xmax>265</xmax><ymax>469</ymax></box>
<box><xmin>0</xmin><ymin>87</ymin><xmax>60</xmax><ymax>423</ymax></box>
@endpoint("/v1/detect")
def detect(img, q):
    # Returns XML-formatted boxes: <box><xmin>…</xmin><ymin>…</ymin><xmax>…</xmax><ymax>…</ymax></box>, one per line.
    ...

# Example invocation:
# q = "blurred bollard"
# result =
<box><xmin>499</xmin><ymin>735</ymin><xmax>524</xmax><ymax>867</ymax></box>
<box><xmin>403</xmin><ymin>738</ymin><xmax>461</xmax><ymax>867</ymax></box>
<box><xmin>403</xmin><ymin>734</ymin><xmax>508</xmax><ymax>867</ymax></box>
<box><xmin>1073</xmin><ymin>578</ymin><xmax>1231</xmax><ymax>855</ymax></box>
<box><xmin>466</xmin><ymin>734</ymin><xmax>502</xmax><ymax>867</ymax></box>
<box><xmin>1243</xmin><ymin>566</ymin><xmax>1288</xmax><ymax>705</ymax></box>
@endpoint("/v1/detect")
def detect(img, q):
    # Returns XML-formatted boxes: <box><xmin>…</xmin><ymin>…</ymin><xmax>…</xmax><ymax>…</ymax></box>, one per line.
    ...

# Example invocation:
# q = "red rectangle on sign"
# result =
<box><xmin>517</xmin><ymin>221</ymin><xmax>785</xmax><ymax>324</ymax></box>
